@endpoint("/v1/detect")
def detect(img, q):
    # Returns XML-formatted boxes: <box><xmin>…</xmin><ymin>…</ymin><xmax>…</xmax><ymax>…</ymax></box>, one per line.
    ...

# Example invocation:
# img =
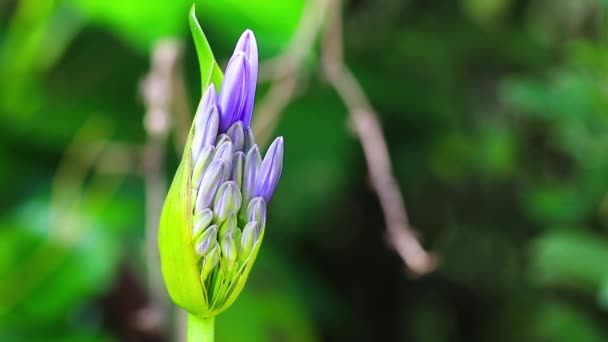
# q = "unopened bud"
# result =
<box><xmin>247</xmin><ymin>197</ymin><xmax>266</xmax><ymax>230</ymax></box>
<box><xmin>195</xmin><ymin>225</ymin><xmax>218</xmax><ymax>260</ymax></box>
<box><xmin>226</xmin><ymin>121</ymin><xmax>245</xmax><ymax>151</ymax></box>
<box><xmin>213</xmin><ymin>181</ymin><xmax>242</xmax><ymax>223</ymax></box>
<box><xmin>231</xmin><ymin>151</ymin><xmax>245</xmax><ymax>188</ymax></box>
<box><xmin>192</xmin><ymin>146</ymin><xmax>215</xmax><ymax>190</ymax></box>
<box><xmin>238</xmin><ymin>221</ymin><xmax>259</xmax><ymax>263</ymax></box>
<box><xmin>193</xmin><ymin>208</ymin><xmax>213</xmax><ymax>238</ymax></box>
<box><xmin>201</xmin><ymin>242</ymin><xmax>220</xmax><ymax>281</ymax></box>
<box><xmin>195</xmin><ymin>160</ymin><xmax>226</xmax><ymax>211</ymax></box>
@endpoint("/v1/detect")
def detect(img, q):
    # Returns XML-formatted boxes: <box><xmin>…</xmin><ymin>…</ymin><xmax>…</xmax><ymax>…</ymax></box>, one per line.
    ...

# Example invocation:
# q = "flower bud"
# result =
<box><xmin>213</xmin><ymin>181</ymin><xmax>242</xmax><ymax>223</ymax></box>
<box><xmin>191</xmin><ymin>86</ymin><xmax>219</xmax><ymax>161</ymax></box>
<box><xmin>226</xmin><ymin>121</ymin><xmax>245</xmax><ymax>151</ymax></box>
<box><xmin>241</xmin><ymin>145</ymin><xmax>261</xmax><ymax>218</ymax></box>
<box><xmin>243</xmin><ymin>127</ymin><xmax>256</xmax><ymax>153</ymax></box>
<box><xmin>194</xmin><ymin>225</ymin><xmax>218</xmax><ymax>260</ymax></box>
<box><xmin>231</xmin><ymin>151</ymin><xmax>245</xmax><ymax>189</ymax></box>
<box><xmin>192</xmin><ymin>146</ymin><xmax>215</xmax><ymax>190</ymax></box>
<box><xmin>191</xmin><ymin>105</ymin><xmax>220</xmax><ymax>162</ymax></box>
<box><xmin>220</xmin><ymin>231</ymin><xmax>238</xmax><ymax>272</ymax></box>
<box><xmin>218</xmin><ymin>53</ymin><xmax>249</xmax><ymax>132</ymax></box>
<box><xmin>232</xmin><ymin>30</ymin><xmax>258</xmax><ymax>127</ymax></box>
<box><xmin>247</xmin><ymin>197</ymin><xmax>266</xmax><ymax>230</ymax></box>
<box><xmin>201</xmin><ymin>242</ymin><xmax>220</xmax><ymax>281</ymax></box>
<box><xmin>254</xmin><ymin>136</ymin><xmax>284</xmax><ymax>203</ymax></box>
<box><xmin>238</xmin><ymin>221</ymin><xmax>259</xmax><ymax>263</ymax></box>
<box><xmin>218</xmin><ymin>213</ymin><xmax>237</xmax><ymax>237</ymax></box>
<box><xmin>214</xmin><ymin>140</ymin><xmax>233</xmax><ymax>180</ymax></box>
<box><xmin>215</xmin><ymin>133</ymin><xmax>230</xmax><ymax>146</ymax></box>
<box><xmin>193</xmin><ymin>208</ymin><xmax>213</xmax><ymax>238</ymax></box>
<box><xmin>195</xmin><ymin>160</ymin><xmax>226</xmax><ymax>211</ymax></box>
<box><xmin>159</xmin><ymin>16</ymin><xmax>282</xmax><ymax>319</ymax></box>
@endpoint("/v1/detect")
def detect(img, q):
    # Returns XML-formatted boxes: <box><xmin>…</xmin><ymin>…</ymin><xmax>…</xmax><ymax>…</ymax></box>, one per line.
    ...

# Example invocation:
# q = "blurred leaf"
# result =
<box><xmin>0</xmin><ymin>192</ymin><xmax>125</xmax><ymax>337</ymax></box>
<box><xmin>525</xmin><ymin>185</ymin><xmax>592</xmax><ymax>225</ymax></box>
<box><xmin>530</xmin><ymin>230</ymin><xmax>608</xmax><ymax>293</ymax></box>
<box><xmin>535</xmin><ymin>300</ymin><xmax>606</xmax><ymax>342</ymax></box>
<box><xmin>66</xmin><ymin>0</ymin><xmax>191</xmax><ymax>52</ymax></box>
<box><xmin>198</xmin><ymin>0</ymin><xmax>305</xmax><ymax>57</ymax></box>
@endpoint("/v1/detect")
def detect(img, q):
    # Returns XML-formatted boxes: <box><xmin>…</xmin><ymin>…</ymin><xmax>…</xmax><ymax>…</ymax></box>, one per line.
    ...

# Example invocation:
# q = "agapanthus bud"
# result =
<box><xmin>213</xmin><ymin>181</ymin><xmax>242</xmax><ymax>223</ymax></box>
<box><xmin>192</xmin><ymin>146</ymin><xmax>215</xmax><ymax>190</ymax></box>
<box><xmin>158</xmin><ymin>17</ymin><xmax>282</xmax><ymax>320</ymax></box>
<box><xmin>195</xmin><ymin>160</ymin><xmax>226</xmax><ymax>211</ymax></box>
<box><xmin>238</xmin><ymin>221</ymin><xmax>259</xmax><ymax>263</ymax></box>
<box><xmin>191</xmin><ymin>106</ymin><xmax>220</xmax><ymax>161</ymax></box>
<box><xmin>243</xmin><ymin>127</ymin><xmax>255</xmax><ymax>152</ymax></box>
<box><xmin>247</xmin><ymin>197</ymin><xmax>267</xmax><ymax>230</ymax></box>
<box><xmin>231</xmin><ymin>151</ymin><xmax>245</xmax><ymax>189</ymax></box>
<box><xmin>215</xmin><ymin>133</ymin><xmax>229</xmax><ymax>146</ymax></box>
<box><xmin>201</xmin><ymin>242</ymin><xmax>220</xmax><ymax>281</ymax></box>
<box><xmin>220</xmin><ymin>231</ymin><xmax>238</xmax><ymax>271</ymax></box>
<box><xmin>226</xmin><ymin>121</ymin><xmax>245</xmax><ymax>151</ymax></box>
<box><xmin>214</xmin><ymin>140</ymin><xmax>233</xmax><ymax>180</ymax></box>
<box><xmin>194</xmin><ymin>225</ymin><xmax>218</xmax><ymax>259</ymax></box>
<box><xmin>241</xmin><ymin>145</ymin><xmax>261</xmax><ymax>216</ymax></box>
<box><xmin>193</xmin><ymin>208</ymin><xmax>213</xmax><ymax>237</ymax></box>
<box><xmin>254</xmin><ymin>136</ymin><xmax>284</xmax><ymax>203</ymax></box>
<box><xmin>218</xmin><ymin>53</ymin><xmax>249</xmax><ymax>132</ymax></box>
<box><xmin>197</xmin><ymin>84</ymin><xmax>217</xmax><ymax>123</ymax></box>
<box><xmin>232</xmin><ymin>30</ymin><xmax>258</xmax><ymax>127</ymax></box>
<box><xmin>218</xmin><ymin>213</ymin><xmax>237</xmax><ymax>237</ymax></box>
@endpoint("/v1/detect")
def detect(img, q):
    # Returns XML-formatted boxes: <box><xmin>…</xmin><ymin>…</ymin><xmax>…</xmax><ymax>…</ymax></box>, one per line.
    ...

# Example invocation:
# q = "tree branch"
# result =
<box><xmin>320</xmin><ymin>0</ymin><xmax>436</xmax><ymax>275</ymax></box>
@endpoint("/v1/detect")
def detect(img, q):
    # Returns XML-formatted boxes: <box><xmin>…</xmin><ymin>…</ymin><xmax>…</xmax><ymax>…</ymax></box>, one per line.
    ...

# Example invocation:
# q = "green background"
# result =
<box><xmin>2</xmin><ymin>0</ymin><xmax>608</xmax><ymax>340</ymax></box>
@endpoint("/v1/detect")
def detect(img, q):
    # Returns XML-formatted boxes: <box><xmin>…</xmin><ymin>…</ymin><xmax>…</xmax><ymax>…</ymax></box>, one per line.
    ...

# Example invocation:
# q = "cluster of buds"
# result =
<box><xmin>159</xmin><ymin>29</ymin><xmax>283</xmax><ymax>318</ymax></box>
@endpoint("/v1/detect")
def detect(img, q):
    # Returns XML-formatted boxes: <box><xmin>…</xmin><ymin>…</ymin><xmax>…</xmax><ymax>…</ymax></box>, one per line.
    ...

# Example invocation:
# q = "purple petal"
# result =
<box><xmin>253</xmin><ymin>137</ymin><xmax>284</xmax><ymax>202</ymax></box>
<box><xmin>218</xmin><ymin>53</ymin><xmax>249</xmax><ymax>132</ymax></box>
<box><xmin>232</xmin><ymin>30</ymin><xmax>258</xmax><ymax>127</ymax></box>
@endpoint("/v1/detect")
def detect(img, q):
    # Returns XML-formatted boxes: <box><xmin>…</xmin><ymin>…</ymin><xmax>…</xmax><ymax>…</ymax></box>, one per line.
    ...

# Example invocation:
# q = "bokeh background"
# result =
<box><xmin>2</xmin><ymin>0</ymin><xmax>608</xmax><ymax>341</ymax></box>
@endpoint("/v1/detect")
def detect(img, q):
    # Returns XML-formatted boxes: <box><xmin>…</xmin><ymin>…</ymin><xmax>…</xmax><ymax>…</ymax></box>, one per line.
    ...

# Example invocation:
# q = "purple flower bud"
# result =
<box><xmin>195</xmin><ymin>225</ymin><xmax>218</xmax><ymax>259</ymax></box>
<box><xmin>231</xmin><ymin>30</ymin><xmax>258</xmax><ymax>127</ymax></box>
<box><xmin>238</xmin><ymin>221</ymin><xmax>259</xmax><ymax>263</ymax></box>
<box><xmin>193</xmin><ymin>208</ymin><xmax>213</xmax><ymax>238</ymax></box>
<box><xmin>201</xmin><ymin>242</ymin><xmax>220</xmax><ymax>281</ymax></box>
<box><xmin>197</xmin><ymin>85</ymin><xmax>217</xmax><ymax>124</ymax></box>
<box><xmin>195</xmin><ymin>160</ymin><xmax>226</xmax><ymax>211</ymax></box>
<box><xmin>231</xmin><ymin>151</ymin><xmax>246</xmax><ymax>189</ymax></box>
<box><xmin>243</xmin><ymin>127</ymin><xmax>256</xmax><ymax>153</ymax></box>
<box><xmin>192</xmin><ymin>146</ymin><xmax>215</xmax><ymax>190</ymax></box>
<box><xmin>214</xmin><ymin>140</ymin><xmax>233</xmax><ymax>180</ymax></box>
<box><xmin>241</xmin><ymin>145</ymin><xmax>261</xmax><ymax>215</ymax></box>
<box><xmin>191</xmin><ymin>105</ymin><xmax>220</xmax><ymax>162</ymax></box>
<box><xmin>213</xmin><ymin>181</ymin><xmax>242</xmax><ymax>223</ymax></box>
<box><xmin>215</xmin><ymin>133</ymin><xmax>229</xmax><ymax>146</ymax></box>
<box><xmin>220</xmin><ymin>231</ymin><xmax>237</xmax><ymax>263</ymax></box>
<box><xmin>247</xmin><ymin>197</ymin><xmax>266</xmax><ymax>230</ymax></box>
<box><xmin>253</xmin><ymin>137</ymin><xmax>284</xmax><ymax>202</ymax></box>
<box><xmin>219</xmin><ymin>213</ymin><xmax>237</xmax><ymax>237</ymax></box>
<box><xmin>226</xmin><ymin>121</ymin><xmax>245</xmax><ymax>151</ymax></box>
<box><xmin>218</xmin><ymin>53</ymin><xmax>249</xmax><ymax>132</ymax></box>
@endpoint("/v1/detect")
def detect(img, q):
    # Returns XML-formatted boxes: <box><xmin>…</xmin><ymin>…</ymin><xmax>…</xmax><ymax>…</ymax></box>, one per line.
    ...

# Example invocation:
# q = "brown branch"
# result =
<box><xmin>321</xmin><ymin>0</ymin><xmax>436</xmax><ymax>275</ymax></box>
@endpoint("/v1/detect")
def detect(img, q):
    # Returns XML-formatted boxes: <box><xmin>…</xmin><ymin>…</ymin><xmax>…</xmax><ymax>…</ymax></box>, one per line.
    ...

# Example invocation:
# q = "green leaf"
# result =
<box><xmin>529</xmin><ymin>229</ymin><xmax>608</xmax><ymax>293</ymax></box>
<box><xmin>189</xmin><ymin>4</ymin><xmax>223</xmax><ymax>94</ymax></box>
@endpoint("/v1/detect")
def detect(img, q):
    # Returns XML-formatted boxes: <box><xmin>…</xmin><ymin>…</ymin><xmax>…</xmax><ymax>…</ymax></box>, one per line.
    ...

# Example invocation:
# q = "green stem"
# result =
<box><xmin>187</xmin><ymin>314</ymin><xmax>215</xmax><ymax>342</ymax></box>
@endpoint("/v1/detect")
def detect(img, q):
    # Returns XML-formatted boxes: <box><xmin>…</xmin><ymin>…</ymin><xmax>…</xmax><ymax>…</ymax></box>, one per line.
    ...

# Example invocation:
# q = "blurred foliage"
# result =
<box><xmin>2</xmin><ymin>0</ymin><xmax>608</xmax><ymax>341</ymax></box>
